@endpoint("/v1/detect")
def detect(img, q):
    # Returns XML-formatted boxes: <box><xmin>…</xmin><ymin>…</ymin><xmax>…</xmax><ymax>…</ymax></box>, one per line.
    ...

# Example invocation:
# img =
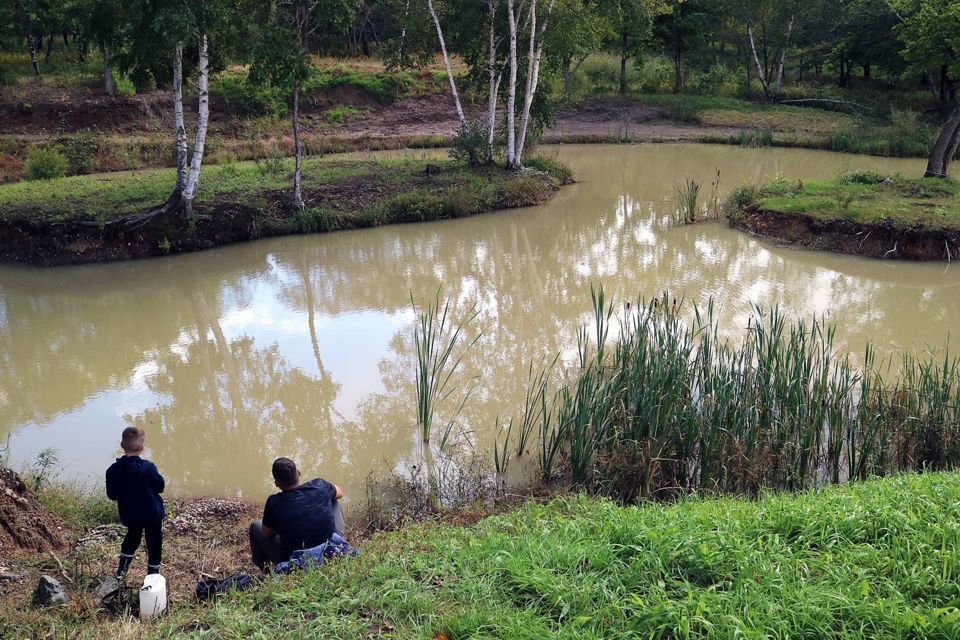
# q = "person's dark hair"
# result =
<box><xmin>272</xmin><ymin>457</ymin><xmax>298</xmax><ymax>488</ymax></box>
<box><xmin>121</xmin><ymin>427</ymin><xmax>145</xmax><ymax>453</ymax></box>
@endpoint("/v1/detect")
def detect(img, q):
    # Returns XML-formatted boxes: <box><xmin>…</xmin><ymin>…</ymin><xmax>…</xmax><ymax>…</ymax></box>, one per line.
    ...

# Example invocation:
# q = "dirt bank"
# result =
<box><xmin>0</xmin><ymin>160</ymin><xmax>568</xmax><ymax>266</ymax></box>
<box><xmin>0</xmin><ymin>468</ymin><xmax>72</xmax><ymax>558</ymax></box>
<box><xmin>732</xmin><ymin>206</ymin><xmax>960</xmax><ymax>261</ymax></box>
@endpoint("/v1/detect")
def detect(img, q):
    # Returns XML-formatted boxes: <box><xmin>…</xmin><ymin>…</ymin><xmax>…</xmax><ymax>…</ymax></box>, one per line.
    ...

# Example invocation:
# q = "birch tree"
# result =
<box><xmin>181</xmin><ymin>33</ymin><xmax>209</xmax><ymax>214</ymax></box>
<box><xmin>427</xmin><ymin>0</ymin><xmax>467</xmax><ymax>128</ymax></box>
<box><xmin>747</xmin><ymin>15</ymin><xmax>793</xmax><ymax>101</ymax></box>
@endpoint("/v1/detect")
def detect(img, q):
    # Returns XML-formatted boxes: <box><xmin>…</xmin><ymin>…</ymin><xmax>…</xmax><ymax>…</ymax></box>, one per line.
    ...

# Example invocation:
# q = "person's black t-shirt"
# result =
<box><xmin>262</xmin><ymin>478</ymin><xmax>337</xmax><ymax>559</ymax></box>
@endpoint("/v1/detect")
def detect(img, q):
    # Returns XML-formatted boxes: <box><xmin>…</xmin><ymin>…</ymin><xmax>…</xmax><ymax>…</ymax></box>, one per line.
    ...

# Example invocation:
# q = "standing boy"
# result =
<box><xmin>106</xmin><ymin>426</ymin><xmax>166</xmax><ymax>579</ymax></box>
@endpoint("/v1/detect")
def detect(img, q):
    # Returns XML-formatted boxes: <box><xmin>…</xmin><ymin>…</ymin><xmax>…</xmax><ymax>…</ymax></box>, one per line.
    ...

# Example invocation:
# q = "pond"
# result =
<box><xmin>1</xmin><ymin>144</ymin><xmax>957</xmax><ymax>500</ymax></box>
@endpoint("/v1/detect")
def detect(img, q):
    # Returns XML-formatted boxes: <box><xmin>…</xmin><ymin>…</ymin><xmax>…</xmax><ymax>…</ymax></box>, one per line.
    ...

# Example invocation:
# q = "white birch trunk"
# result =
<box><xmin>506</xmin><ymin>0</ymin><xmax>519</xmax><ymax>168</ymax></box>
<box><xmin>183</xmin><ymin>34</ymin><xmax>210</xmax><ymax>211</ymax></box>
<box><xmin>427</xmin><ymin>0</ymin><xmax>466</xmax><ymax>128</ymax></box>
<box><xmin>748</xmin><ymin>24</ymin><xmax>770</xmax><ymax>100</ymax></box>
<box><xmin>515</xmin><ymin>0</ymin><xmax>554</xmax><ymax>165</ymax></box>
<box><xmin>773</xmin><ymin>16</ymin><xmax>794</xmax><ymax>100</ymax></box>
<box><xmin>292</xmin><ymin>80</ymin><xmax>304</xmax><ymax>209</ymax></box>
<box><xmin>486</xmin><ymin>0</ymin><xmax>500</xmax><ymax>164</ymax></box>
<box><xmin>173</xmin><ymin>43</ymin><xmax>188</xmax><ymax>195</ymax></box>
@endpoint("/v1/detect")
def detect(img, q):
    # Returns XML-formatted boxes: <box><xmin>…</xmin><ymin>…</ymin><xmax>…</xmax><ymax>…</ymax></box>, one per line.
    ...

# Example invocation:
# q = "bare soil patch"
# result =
<box><xmin>0</xmin><ymin>468</ymin><xmax>72</xmax><ymax>557</ymax></box>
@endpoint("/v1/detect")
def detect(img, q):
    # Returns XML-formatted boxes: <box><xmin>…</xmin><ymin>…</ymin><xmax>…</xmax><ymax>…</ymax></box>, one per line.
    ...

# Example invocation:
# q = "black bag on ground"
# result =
<box><xmin>195</xmin><ymin>573</ymin><xmax>257</xmax><ymax>600</ymax></box>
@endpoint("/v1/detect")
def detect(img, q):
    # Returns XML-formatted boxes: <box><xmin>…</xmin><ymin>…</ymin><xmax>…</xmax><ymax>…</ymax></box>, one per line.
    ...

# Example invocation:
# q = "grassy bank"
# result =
<box><xmin>728</xmin><ymin>172</ymin><xmax>960</xmax><ymax>260</ymax></box>
<box><xmin>737</xmin><ymin>172</ymin><xmax>960</xmax><ymax>229</ymax></box>
<box><xmin>0</xmin><ymin>155</ymin><xmax>572</xmax><ymax>265</ymax></box>
<box><xmin>132</xmin><ymin>471</ymin><xmax>960</xmax><ymax>638</ymax></box>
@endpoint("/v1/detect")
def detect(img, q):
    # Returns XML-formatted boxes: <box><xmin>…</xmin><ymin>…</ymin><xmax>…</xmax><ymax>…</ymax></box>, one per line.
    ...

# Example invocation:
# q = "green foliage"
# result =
<box><xmin>758</xmin><ymin>175</ymin><xmax>803</xmax><ymax>197</ymax></box>
<box><xmin>302</xmin><ymin>66</ymin><xmax>414</xmax><ymax>104</ymax></box>
<box><xmin>523</xmin><ymin>155</ymin><xmax>574</xmax><ymax>184</ymax></box>
<box><xmin>840</xmin><ymin>170</ymin><xmax>888</xmax><ymax>185</ymax></box>
<box><xmin>753</xmin><ymin>173</ymin><xmax>960</xmax><ymax>229</ymax></box>
<box><xmin>674</xmin><ymin>177</ymin><xmax>700</xmax><ymax>223</ymax></box>
<box><xmin>449</xmin><ymin>122</ymin><xmax>489</xmax><ymax>167</ymax></box>
<box><xmin>498</xmin><ymin>174</ymin><xmax>552</xmax><ymax>208</ymax></box>
<box><xmin>324</xmin><ymin>105</ymin><xmax>360</xmax><ymax>124</ymax></box>
<box><xmin>35</xmin><ymin>481</ymin><xmax>119</xmax><ymax>528</ymax></box>
<box><xmin>63</xmin><ymin>130</ymin><xmax>99</xmax><ymax>176</ymax></box>
<box><xmin>165</xmin><ymin>473</ymin><xmax>960</xmax><ymax>639</ymax></box>
<box><xmin>531</xmin><ymin>290</ymin><xmax>960</xmax><ymax>497</ymax></box>
<box><xmin>828</xmin><ymin>110</ymin><xmax>937</xmax><ymax>158</ymax></box>
<box><xmin>24</xmin><ymin>146</ymin><xmax>67</xmax><ymax>181</ymax></box>
<box><xmin>211</xmin><ymin>75</ymin><xmax>288</xmax><ymax>117</ymax></box>
<box><xmin>292</xmin><ymin>207</ymin><xmax>341</xmax><ymax>232</ymax></box>
<box><xmin>730</xmin><ymin>128</ymin><xmax>774</xmax><ymax>147</ymax></box>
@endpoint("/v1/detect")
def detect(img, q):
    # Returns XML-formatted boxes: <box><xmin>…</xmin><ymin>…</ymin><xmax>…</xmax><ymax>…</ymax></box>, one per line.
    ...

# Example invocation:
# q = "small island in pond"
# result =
<box><xmin>730</xmin><ymin>172</ymin><xmax>960</xmax><ymax>261</ymax></box>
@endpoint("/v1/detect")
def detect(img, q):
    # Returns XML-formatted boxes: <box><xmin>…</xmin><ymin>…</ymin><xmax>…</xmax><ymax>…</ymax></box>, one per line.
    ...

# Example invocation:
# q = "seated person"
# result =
<box><xmin>249</xmin><ymin>457</ymin><xmax>345</xmax><ymax>571</ymax></box>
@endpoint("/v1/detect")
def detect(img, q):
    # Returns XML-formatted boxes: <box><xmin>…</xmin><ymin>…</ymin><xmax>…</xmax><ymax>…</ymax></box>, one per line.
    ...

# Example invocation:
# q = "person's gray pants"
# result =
<box><xmin>249</xmin><ymin>501</ymin><xmax>345</xmax><ymax>571</ymax></box>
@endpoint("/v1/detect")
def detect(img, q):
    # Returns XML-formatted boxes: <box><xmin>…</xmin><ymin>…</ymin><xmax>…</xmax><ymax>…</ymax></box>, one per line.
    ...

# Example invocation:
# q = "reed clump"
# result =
<box><xmin>528</xmin><ymin>290</ymin><xmax>960</xmax><ymax>502</ymax></box>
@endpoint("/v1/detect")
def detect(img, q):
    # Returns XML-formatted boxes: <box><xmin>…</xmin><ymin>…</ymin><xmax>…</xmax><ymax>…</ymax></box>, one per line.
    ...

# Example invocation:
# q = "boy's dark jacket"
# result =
<box><xmin>105</xmin><ymin>456</ymin><xmax>166</xmax><ymax>526</ymax></box>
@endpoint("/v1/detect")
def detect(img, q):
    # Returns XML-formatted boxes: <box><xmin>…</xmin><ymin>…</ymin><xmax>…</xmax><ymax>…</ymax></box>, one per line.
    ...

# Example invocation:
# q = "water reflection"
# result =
<box><xmin>1</xmin><ymin>144</ymin><xmax>958</xmax><ymax>499</ymax></box>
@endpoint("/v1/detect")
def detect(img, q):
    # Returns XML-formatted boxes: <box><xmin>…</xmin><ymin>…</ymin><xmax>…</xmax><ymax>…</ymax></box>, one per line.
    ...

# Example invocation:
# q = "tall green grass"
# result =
<box><xmin>412</xmin><ymin>292</ymin><xmax>480</xmax><ymax>449</ymax></box>
<box><xmin>525</xmin><ymin>291</ymin><xmax>960</xmax><ymax>501</ymax></box>
<box><xmin>170</xmin><ymin>472</ymin><xmax>960</xmax><ymax>639</ymax></box>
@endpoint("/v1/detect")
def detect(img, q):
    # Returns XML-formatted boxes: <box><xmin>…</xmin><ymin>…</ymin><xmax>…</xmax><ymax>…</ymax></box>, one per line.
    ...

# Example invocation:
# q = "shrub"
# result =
<box><xmin>450</xmin><ymin>122</ymin><xmax>490</xmax><ymax>167</ymax></box>
<box><xmin>294</xmin><ymin>207</ymin><xmax>341</xmax><ymax>232</ymax></box>
<box><xmin>302</xmin><ymin>67</ymin><xmax>414</xmax><ymax>104</ymax></box>
<box><xmin>63</xmin><ymin>130</ymin><xmax>98</xmax><ymax>175</ymax></box>
<box><xmin>634</xmin><ymin>55</ymin><xmax>674</xmax><ymax>94</ymax></box>
<box><xmin>724</xmin><ymin>185</ymin><xmax>758</xmax><ymax>219</ymax></box>
<box><xmin>524</xmin><ymin>155</ymin><xmax>574</xmax><ymax>184</ymax></box>
<box><xmin>761</xmin><ymin>175</ymin><xmax>802</xmax><ymax>197</ymax></box>
<box><xmin>24</xmin><ymin>146</ymin><xmax>67</xmax><ymax>180</ymax></box>
<box><xmin>442</xmin><ymin>186</ymin><xmax>491</xmax><ymax>217</ymax></box>
<box><xmin>212</xmin><ymin>75</ymin><xmax>288</xmax><ymax>117</ymax></box>
<box><xmin>690</xmin><ymin>63</ymin><xmax>740</xmax><ymax>97</ymax></box>
<box><xmin>379</xmin><ymin>191</ymin><xmax>446</xmax><ymax>222</ymax></box>
<box><xmin>730</xmin><ymin>129</ymin><xmax>774</xmax><ymax>147</ymax></box>
<box><xmin>498</xmin><ymin>174</ymin><xmax>551</xmax><ymax>208</ymax></box>
<box><xmin>325</xmin><ymin>105</ymin><xmax>360</xmax><ymax>124</ymax></box>
<box><xmin>839</xmin><ymin>170</ymin><xmax>889</xmax><ymax>185</ymax></box>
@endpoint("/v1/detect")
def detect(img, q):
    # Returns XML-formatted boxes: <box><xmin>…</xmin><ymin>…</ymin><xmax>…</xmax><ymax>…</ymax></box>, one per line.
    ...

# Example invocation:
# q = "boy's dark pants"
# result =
<box><xmin>117</xmin><ymin>522</ymin><xmax>163</xmax><ymax>576</ymax></box>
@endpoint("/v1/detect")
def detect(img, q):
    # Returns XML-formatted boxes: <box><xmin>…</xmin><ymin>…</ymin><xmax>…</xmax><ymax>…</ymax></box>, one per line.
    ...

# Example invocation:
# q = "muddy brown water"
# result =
<box><xmin>1</xmin><ymin>144</ymin><xmax>957</xmax><ymax>501</ymax></box>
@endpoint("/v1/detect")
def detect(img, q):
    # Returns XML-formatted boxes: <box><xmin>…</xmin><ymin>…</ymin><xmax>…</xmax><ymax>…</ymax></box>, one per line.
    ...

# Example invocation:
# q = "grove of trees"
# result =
<box><xmin>3</xmin><ymin>0</ymin><xmax>959</xmax><ymax>208</ymax></box>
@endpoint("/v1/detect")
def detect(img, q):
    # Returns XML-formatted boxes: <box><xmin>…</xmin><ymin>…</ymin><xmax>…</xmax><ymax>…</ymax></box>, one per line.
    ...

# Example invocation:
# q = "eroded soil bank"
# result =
<box><xmin>0</xmin><ymin>158</ymin><xmax>570</xmax><ymax>266</ymax></box>
<box><xmin>732</xmin><ymin>206</ymin><xmax>960</xmax><ymax>260</ymax></box>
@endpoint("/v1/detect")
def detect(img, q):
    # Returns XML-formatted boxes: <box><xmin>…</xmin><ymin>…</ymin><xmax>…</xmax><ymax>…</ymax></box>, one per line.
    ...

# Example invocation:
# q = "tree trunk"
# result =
<box><xmin>672</xmin><ymin>23</ymin><xmax>682</xmax><ymax>93</ymax></box>
<box><xmin>515</xmin><ymin>0</ymin><xmax>555</xmax><ymax>165</ymax></box>
<box><xmin>183</xmin><ymin>34</ymin><xmax>210</xmax><ymax>214</ymax></box>
<box><xmin>506</xmin><ymin>0</ymin><xmax>519</xmax><ymax>169</ymax></box>
<box><xmin>44</xmin><ymin>34</ymin><xmax>53</xmax><ymax>62</ymax></box>
<box><xmin>292</xmin><ymin>80</ymin><xmax>304</xmax><ymax>209</ymax></box>
<box><xmin>620</xmin><ymin>29</ymin><xmax>628</xmax><ymax>95</ymax></box>
<box><xmin>863</xmin><ymin>62</ymin><xmax>871</xmax><ymax>80</ymax></box>
<box><xmin>28</xmin><ymin>37</ymin><xmax>40</xmax><ymax>76</ymax></box>
<box><xmin>173</xmin><ymin>43</ymin><xmax>188</xmax><ymax>196</ymax></box>
<box><xmin>427</xmin><ymin>0</ymin><xmax>466</xmax><ymax>129</ymax></box>
<box><xmin>925</xmin><ymin>106</ymin><xmax>960</xmax><ymax>178</ymax></box>
<box><xmin>486</xmin><ymin>0</ymin><xmax>500</xmax><ymax>165</ymax></box>
<box><xmin>773</xmin><ymin>16</ymin><xmax>794</xmax><ymax>101</ymax></box>
<box><xmin>748</xmin><ymin>24</ymin><xmax>770</xmax><ymax>100</ymax></box>
<box><xmin>102</xmin><ymin>44</ymin><xmax>114</xmax><ymax>97</ymax></box>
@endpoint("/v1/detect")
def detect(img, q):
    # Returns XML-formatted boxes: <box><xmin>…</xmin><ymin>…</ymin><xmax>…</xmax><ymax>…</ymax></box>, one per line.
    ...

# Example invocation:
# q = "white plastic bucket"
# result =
<box><xmin>139</xmin><ymin>574</ymin><xmax>167</xmax><ymax>621</ymax></box>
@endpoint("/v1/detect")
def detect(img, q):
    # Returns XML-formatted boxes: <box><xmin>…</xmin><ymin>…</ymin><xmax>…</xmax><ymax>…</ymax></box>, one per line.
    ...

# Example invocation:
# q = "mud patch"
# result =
<box><xmin>733</xmin><ymin>206</ymin><xmax>960</xmax><ymax>261</ymax></box>
<box><xmin>0</xmin><ymin>468</ymin><xmax>72</xmax><ymax>557</ymax></box>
